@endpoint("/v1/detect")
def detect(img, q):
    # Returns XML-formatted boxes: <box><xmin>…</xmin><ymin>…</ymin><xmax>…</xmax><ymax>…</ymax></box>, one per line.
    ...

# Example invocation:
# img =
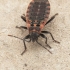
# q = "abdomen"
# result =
<box><xmin>26</xmin><ymin>0</ymin><xmax>50</xmax><ymax>25</ymax></box>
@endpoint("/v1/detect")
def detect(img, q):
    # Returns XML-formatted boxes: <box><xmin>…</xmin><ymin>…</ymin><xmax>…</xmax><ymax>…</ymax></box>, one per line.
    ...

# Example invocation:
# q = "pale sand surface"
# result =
<box><xmin>0</xmin><ymin>0</ymin><xmax>70</xmax><ymax>70</ymax></box>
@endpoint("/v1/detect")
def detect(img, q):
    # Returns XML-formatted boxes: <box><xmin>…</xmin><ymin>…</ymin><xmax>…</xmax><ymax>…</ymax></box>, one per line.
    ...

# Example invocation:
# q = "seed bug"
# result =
<box><xmin>8</xmin><ymin>0</ymin><xmax>60</xmax><ymax>55</ymax></box>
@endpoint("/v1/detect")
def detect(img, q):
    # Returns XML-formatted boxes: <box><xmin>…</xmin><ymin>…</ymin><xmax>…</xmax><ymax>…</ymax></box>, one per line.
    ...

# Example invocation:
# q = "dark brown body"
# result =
<box><xmin>26</xmin><ymin>0</ymin><xmax>50</xmax><ymax>33</ymax></box>
<box><xmin>9</xmin><ymin>0</ymin><xmax>59</xmax><ymax>55</ymax></box>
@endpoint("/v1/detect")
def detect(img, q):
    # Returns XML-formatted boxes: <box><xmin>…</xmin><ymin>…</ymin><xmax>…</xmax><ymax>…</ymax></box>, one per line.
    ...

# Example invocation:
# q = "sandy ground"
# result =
<box><xmin>0</xmin><ymin>0</ymin><xmax>70</xmax><ymax>70</ymax></box>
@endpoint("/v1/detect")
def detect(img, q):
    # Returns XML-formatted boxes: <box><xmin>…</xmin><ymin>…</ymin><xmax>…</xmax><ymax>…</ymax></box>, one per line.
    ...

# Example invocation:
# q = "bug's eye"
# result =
<box><xmin>36</xmin><ymin>24</ymin><xmax>40</xmax><ymax>26</ymax></box>
<box><xmin>31</xmin><ymin>24</ymin><xmax>34</xmax><ymax>26</ymax></box>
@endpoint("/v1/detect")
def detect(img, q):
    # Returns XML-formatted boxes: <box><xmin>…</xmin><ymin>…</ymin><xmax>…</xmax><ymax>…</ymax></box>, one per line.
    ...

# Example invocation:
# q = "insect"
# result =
<box><xmin>8</xmin><ymin>0</ymin><xmax>60</xmax><ymax>55</ymax></box>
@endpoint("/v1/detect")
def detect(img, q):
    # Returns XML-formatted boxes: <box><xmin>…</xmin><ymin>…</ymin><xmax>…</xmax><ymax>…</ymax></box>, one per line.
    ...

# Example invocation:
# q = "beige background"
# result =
<box><xmin>0</xmin><ymin>0</ymin><xmax>70</xmax><ymax>70</ymax></box>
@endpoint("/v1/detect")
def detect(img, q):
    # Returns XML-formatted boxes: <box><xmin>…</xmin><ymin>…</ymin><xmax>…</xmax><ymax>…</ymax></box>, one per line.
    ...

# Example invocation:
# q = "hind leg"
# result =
<box><xmin>45</xmin><ymin>13</ymin><xmax>58</xmax><ymax>25</ymax></box>
<box><xmin>16</xmin><ymin>14</ymin><xmax>27</xmax><ymax>30</ymax></box>
<box><xmin>21</xmin><ymin>14</ymin><xmax>26</xmax><ymax>22</ymax></box>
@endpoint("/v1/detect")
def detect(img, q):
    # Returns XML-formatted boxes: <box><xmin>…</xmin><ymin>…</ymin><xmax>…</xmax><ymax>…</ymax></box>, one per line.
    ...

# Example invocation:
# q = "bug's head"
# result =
<box><xmin>29</xmin><ymin>25</ymin><xmax>41</xmax><ymax>42</ymax></box>
<box><xmin>30</xmin><ymin>31</ymin><xmax>39</xmax><ymax>42</ymax></box>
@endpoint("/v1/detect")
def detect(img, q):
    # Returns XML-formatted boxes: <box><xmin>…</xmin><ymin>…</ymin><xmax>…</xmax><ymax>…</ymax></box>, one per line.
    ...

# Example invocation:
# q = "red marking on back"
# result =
<box><xmin>26</xmin><ymin>0</ymin><xmax>50</xmax><ymax>31</ymax></box>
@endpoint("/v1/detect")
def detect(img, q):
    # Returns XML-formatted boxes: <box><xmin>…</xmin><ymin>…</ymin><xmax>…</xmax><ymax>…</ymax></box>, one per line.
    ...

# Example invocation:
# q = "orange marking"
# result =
<box><xmin>26</xmin><ymin>20</ymin><xmax>32</xmax><ymax>29</ymax></box>
<box><xmin>40</xmin><ymin>23</ymin><xmax>45</xmax><ymax>30</ymax></box>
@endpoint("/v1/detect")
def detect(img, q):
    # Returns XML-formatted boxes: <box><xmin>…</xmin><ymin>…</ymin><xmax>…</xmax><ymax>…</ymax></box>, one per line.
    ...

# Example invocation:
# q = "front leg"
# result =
<box><xmin>40</xmin><ymin>34</ymin><xmax>51</xmax><ymax>49</ymax></box>
<box><xmin>21</xmin><ymin>35</ymin><xmax>30</xmax><ymax>55</ymax></box>
<box><xmin>36</xmin><ymin>40</ymin><xmax>52</xmax><ymax>54</ymax></box>
<box><xmin>8</xmin><ymin>34</ymin><xmax>30</xmax><ymax>55</ymax></box>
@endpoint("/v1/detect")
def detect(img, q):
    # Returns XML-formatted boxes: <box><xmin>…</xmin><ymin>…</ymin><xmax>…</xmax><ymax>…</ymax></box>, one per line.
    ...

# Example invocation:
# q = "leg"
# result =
<box><xmin>21</xmin><ymin>39</ymin><xmax>26</xmax><ymax>55</ymax></box>
<box><xmin>16</xmin><ymin>26</ymin><xmax>27</xmax><ymax>29</ymax></box>
<box><xmin>45</xmin><ymin>13</ymin><xmax>58</xmax><ymax>25</ymax></box>
<box><xmin>36</xmin><ymin>40</ymin><xmax>52</xmax><ymax>54</ymax></box>
<box><xmin>16</xmin><ymin>14</ymin><xmax>27</xmax><ymax>30</ymax></box>
<box><xmin>40</xmin><ymin>34</ymin><xmax>51</xmax><ymax>49</ymax></box>
<box><xmin>21</xmin><ymin>14</ymin><xmax>26</xmax><ymax>22</ymax></box>
<box><xmin>8</xmin><ymin>35</ymin><xmax>23</xmax><ymax>40</ymax></box>
<box><xmin>8</xmin><ymin>34</ymin><xmax>30</xmax><ymax>55</ymax></box>
<box><xmin>41</xmin><ymin>31</ymin><xmax>60</xmax><ymax>43</ymax></box>
<box><xmin>21</xmin><ymin>35</ymin><xmax>30</xmax><ymax>55</ymax></box>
